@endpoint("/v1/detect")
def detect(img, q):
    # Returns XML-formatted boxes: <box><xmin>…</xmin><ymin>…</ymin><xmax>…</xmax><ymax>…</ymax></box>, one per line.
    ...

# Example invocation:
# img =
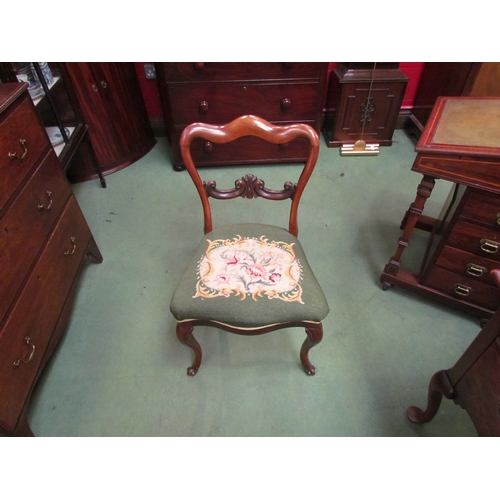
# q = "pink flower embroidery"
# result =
<box><xmin>215</xmin><ymin>272</ymin><xmax>231</xmax><ymax>285</ymax></box>
<box><xmin>246</xmin><ymin>264</ymin><xmax>266</xmax><ymax>278</ymax></box>
<box><xmin>269</xmin><ymin>273</ymin><xmax>282</xmax><ymax>283</ymax></box>
<box><xmin>194</xmin><ymin>236</ymin><xmax>304</xmax><ymax>303</ymax></box>
<box><xmin>226</xmin><ymin>255</ymin><xmax>238</xmax><ymax>265</ymax></box>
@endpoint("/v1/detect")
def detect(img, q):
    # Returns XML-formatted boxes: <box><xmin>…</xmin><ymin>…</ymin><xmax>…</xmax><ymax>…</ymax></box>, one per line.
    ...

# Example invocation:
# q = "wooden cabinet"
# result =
<box><xmin>61</xmin><ymin>63</ymin><xmax>156</xmax><ymax>182</ymax></box>
<box><xmin>323</xmin><ymin>63</ymin><xmax>408</xmax><ymax>148</ymax></box>
<box><xmin>155</xmin><ymin>62</ymin><xmax>329</xmax><ymax>170</ymax></box>
<box><xmin>381</xmin><ymin>96</ymin><xmax>500</xmax><ymax>321</ymax></box>
<box><xmin>0</xmin><ymin>83</ymin><xmax>102</xmax><ymax>436</ymax></box>
<box><xmin>0</xmin><ymin>62</ymin><xmax>106</xmax><ymax>186</ymax></box>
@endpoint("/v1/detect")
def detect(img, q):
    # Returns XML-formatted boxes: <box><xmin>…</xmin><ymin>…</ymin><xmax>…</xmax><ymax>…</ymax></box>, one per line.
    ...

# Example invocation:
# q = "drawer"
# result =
<box><xmin>447</xmin><ymin>220</ymin><xmax>500</xmax><ymax>262</ymax></box>
<box><xmin>454</xmin><ymin>339</ymin><xmax>500</xmax><ymax>436</ymax></box>
<box><xmin>0</xmin><ymin>150</ymin><xmax>72</xmax><ymax>323</ymax></box>
<box><xmin>168</xmin><ymin>82</ymin><xmax>321</xmax><ymax>126</ymax></box>
<box><xmin>161</xmin><ymin>62</ymin><xmax>326</xmax><ymax>83</ymax></box>
<box><xmin>460</xmin><ymin>188</ymin><xmax>500</xmax><ymax>229</ymax></box>
<box><xmin>0</xmin><ymin>94</ymin><xmax>49</xmax><ymax>212</ymax></box>
<box><xmin>0</xmin><ymin>196</ymin><xmax>90</xmax><ymax>431</ymax></box>
<box><xmin>433</xmin><ymin>246</ymin><xmax>500</xmax><ymax>286</ymax></box>
<box><xmin>422</xmin><ymin>266</ymin><xmax>500</xmax><ymax>311</ymax></box>
<box><xmin>174</xmin><ymin>130</ymin><xmax>312</xmax><ymax>166</ymax></box>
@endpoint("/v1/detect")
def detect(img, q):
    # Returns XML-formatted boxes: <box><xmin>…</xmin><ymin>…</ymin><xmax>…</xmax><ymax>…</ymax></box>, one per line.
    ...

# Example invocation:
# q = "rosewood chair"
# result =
<box><xmin>170</xmin><ymin>115</ymin><xmax>329</xmax><ymax>376</ymax></box>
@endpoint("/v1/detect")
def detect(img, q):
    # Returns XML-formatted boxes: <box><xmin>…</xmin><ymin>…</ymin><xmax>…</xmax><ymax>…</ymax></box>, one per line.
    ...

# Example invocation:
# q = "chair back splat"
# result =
<box><xmin>171</xmin><ymin>115</ymin><xmax>328</xmax><ymax>376</ymax></box>
<box><xmin>179</xmin><ymin>115</ymin><xmax>320</xmax><ymax>236</ymax></box>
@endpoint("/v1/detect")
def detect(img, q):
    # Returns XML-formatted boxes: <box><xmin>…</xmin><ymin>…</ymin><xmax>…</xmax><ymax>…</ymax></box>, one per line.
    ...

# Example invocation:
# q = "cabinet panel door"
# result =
<box><xmin>63</xmin><ymin>63</ymin><xmax>123</xmax><ymax>165</ymax></box>
<box><xmin>63</xmin><ymin>63</ymin><xmax>154</xmax><ymax>171</ymax></box>
<box><xmin>90</xmin><ymin>63</ymin><xmax>153</xmax><ymax>150</ymax></box>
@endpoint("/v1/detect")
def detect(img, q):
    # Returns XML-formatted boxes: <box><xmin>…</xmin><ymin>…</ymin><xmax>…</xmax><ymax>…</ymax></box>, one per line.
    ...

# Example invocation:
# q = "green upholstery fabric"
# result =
<box><xmin>170</xmin><ymin>223</ymin><xmax>329</xmax><ymax>329</ymax></box>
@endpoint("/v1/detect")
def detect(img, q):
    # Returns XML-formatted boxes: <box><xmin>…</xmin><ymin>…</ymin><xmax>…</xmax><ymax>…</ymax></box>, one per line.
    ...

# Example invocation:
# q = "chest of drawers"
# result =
<box><xmin>0</xmin><ymin>83</ymin><xmax>102</xmax><ymax>436</ymax></box>
<box><xmin>155</xmin><ymin>62</ymin><xmax>329</xmax><ymax>170</ymax></box>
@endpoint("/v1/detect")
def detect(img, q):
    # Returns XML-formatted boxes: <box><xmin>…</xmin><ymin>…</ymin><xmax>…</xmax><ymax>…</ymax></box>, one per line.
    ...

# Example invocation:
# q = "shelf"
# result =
<box><xmin>31</xmin><ymin>76</ymin><xmax>60</xmax><ymax>106</ymax></box>
<box><xmin>48</xmin><ymin>125</ymin><xmax>75</xmax><ymax>157</ymax></box>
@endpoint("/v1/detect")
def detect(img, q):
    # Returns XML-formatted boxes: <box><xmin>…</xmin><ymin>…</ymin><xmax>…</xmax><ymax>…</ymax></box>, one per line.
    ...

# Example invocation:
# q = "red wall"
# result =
<box><xmin>134</xmin><ymin>62</ymin><xmax>426</xmax><ymax>121</ymax></box>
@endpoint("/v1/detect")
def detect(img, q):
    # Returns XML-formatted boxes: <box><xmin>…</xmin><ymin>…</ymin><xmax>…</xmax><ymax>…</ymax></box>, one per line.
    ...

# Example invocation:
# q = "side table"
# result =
<box><xmin>380</xmin><ymin>96</ymin><xmax>500</xmax><ymax>320</ymax></box>
<box><xmin>406</xmin><ymin>268</ymin><xmax>500</xmax><ymax>436</ymax></box>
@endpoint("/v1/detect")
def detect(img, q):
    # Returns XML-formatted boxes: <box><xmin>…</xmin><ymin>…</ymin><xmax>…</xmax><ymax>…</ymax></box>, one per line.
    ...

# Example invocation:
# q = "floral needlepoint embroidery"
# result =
<box><xmin>193</xmin><ymin>235</ymin><xmax>304</xmax><ymax>303</ymax></box>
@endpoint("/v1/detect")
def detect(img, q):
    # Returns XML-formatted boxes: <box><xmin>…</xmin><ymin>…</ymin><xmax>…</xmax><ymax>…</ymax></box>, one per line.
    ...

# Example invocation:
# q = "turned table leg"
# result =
<box><xmin>381</xmin><ymin>175</ymin><xmax>436</xmax><ymax>283</ymax></box>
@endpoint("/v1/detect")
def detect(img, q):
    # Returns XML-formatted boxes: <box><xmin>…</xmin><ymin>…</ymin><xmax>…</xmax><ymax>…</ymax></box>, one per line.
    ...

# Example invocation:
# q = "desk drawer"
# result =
<box><xmin>0</xmin><ymin>150</ymin><xmax>72</xmax><ymax>322</ymax></box>
<box><xmin>447</xmin><ymin>220</ymin><xmax>500</xmax><ymax>262</ymax></box>
<box><xmin>168</xmin><ymin>82</ymin><xmax>321</xmax><ymax>126</ymax></box>
<box><xmin>0</xmin><ymin>196</ymin><xmax>90</xmax><ymax>432</ymax></box>
<box><xmin>433</xmin><ymin>245</ymin><xmax>500</xmax><ymax>287</ymax></box>
<box><xmin>162</xmin><ymin>62</ymin><xmax>326</xmax><ymax>83</ymax></box>
<box><xmin>0</xmin><ymin>95</ymin><xmax>49</xmax><ymax>212</ymax></box>
<box><xmin>460</xmin><ymin>188</ymin><xmax>500</xmax><ymax>229</ymax></box>
<box><xmin>423</xmin><ymin>266</ymin><xmax>500</xmax><ymax>311</ymax></box>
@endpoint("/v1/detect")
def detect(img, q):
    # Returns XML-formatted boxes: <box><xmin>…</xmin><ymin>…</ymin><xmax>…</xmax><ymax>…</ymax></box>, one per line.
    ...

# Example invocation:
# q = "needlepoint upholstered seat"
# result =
<box><xmin>169</xmin><ymin>115</ymin><xmax>329</xmax><ymax>376</ymax></box>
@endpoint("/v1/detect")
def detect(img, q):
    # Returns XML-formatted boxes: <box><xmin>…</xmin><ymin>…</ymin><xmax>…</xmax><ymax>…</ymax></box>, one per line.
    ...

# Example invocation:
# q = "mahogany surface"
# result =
<box><xmin>62</xmin><ymin>63</ymin><xmax>156</xmax><ymax>181</ymax></box>
<box><xmin>173</xmin><ymin>115</ymin><xmax>326</xmax><ymax>375</ymax></box>
<box><xmin>155</xmin><ymin>63</ymin><xmax>328</xmax><ymax>170</ymax></box>
<box><xmin>380</xmin><ymin>97</ymin><xmax>500</xmax><ymax>319</ymax></box>
<box><xmin>407</xmin><ymin>269</ymin><xmax>500</xmax><ymax>436</ymax></box>
<box><xmin>0</xmin><ymin>83</ymin><xmax>102</xmax><ymax>436</ymax></box>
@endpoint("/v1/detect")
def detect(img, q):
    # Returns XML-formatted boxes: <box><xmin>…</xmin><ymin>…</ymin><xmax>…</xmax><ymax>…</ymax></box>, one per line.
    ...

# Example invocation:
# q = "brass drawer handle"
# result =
<box><xmin>480</xmin><ymin>239</ymin><xmax>499</xmax><ymax>254</ymax></box>
<box><xmin>8</xmin><ymin>138</ymin><xmax>28</xmax><ymax>160</ymax></box>
<box><xmin>101</xmin><ymin>80</ymin><xmax>107</xmax><ymax>89</ymax></box>
<box><xmin>37</xmin><ymin>190</ymin><xmax>53</xmax><ymax>211</ymax></box>
<box><xmin>12</xmin><ymin>336</ymin><xmax>36</xmax><ymax>368</ymax></box>
<box><xmin>497</xmin><ymin>213</ymin><xmax>500</xmax><ymax>226</ymax></box>
<box><xmin>64</xmin><ymin>236</ymin><xmax>76</xmax><ymax>256</ymax></box>
<box><xmin>466</xmin><ymin>263</ymin><xmax>487</xmax><ymax>277</ymax></box>
<box><xmin>454</xmin><ymin>283</ymin><xmax>472</xmax><ymax>297</ymax></box>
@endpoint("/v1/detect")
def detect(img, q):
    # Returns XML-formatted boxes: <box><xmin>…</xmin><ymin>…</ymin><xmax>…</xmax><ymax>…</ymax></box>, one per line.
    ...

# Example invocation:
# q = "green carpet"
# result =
<box><xmin>28</xmin><ymin>130</ymin><xmax>479</xmax><ymax>436</ymax></box>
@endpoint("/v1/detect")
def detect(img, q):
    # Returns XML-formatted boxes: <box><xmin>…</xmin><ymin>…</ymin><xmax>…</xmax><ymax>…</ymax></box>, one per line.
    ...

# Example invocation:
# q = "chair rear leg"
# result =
<box><xmin>300</xmin><ymin>323</ymin><xmax>323</xmax><ymax>375</ymax></box>
<box><xmin>176</xmin><ymin>322</ymin><xmax>202</xmax><ymax>376</ymax></box>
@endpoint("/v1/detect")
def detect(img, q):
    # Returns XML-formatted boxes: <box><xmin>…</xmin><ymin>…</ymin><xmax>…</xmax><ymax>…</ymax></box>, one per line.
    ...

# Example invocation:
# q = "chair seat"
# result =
<box><xmin>170</xmin><ymin>223</ymin><xmax>329</xmax><ymax>329</ymax></box>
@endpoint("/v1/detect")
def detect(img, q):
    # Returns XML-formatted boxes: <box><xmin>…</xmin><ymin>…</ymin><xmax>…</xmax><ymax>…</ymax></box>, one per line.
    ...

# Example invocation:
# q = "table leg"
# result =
<box><xmin>381</xmin><ymin>175</ymin><xmax>436</xmax><ymax>284</ymax></box>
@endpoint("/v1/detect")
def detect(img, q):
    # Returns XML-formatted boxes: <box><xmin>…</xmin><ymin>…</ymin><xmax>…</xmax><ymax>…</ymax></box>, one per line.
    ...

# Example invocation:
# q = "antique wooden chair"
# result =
<box><xmin>170</xmin><ymin>115</ymin><xmax>329</xmax><ymax>376</ymax></box>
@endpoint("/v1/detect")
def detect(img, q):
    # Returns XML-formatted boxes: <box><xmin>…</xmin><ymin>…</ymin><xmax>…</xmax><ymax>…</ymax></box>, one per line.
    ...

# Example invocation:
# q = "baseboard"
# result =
<box><xmin>150</xmin><ymin>117</ymin><xmax>166</xmax><ymax>137</ymax></box>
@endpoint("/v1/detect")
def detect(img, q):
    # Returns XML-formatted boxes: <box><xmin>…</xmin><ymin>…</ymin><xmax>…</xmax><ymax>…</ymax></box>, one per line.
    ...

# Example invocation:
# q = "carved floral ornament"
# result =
<box><xmin>194</xmin><ymin>235</ymin><xmax>304</xmax><ymax>303</ymax></box>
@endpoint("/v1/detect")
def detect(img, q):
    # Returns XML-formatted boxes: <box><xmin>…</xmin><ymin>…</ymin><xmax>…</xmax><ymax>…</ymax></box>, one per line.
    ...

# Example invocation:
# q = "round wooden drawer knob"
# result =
<box><xmin>281</xmin><ymin>98</ymin><xmax>291</xmax><ymax>112</ymax></box>
<box><xmin>199</xmin><ymin>101</ymin><xmax>209</xmax><ymax>114</ymax></box>
<box><xmin>203</xmin><ymin>141</ymin><xmax>213</xmax><ymax>153</ymax></box>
